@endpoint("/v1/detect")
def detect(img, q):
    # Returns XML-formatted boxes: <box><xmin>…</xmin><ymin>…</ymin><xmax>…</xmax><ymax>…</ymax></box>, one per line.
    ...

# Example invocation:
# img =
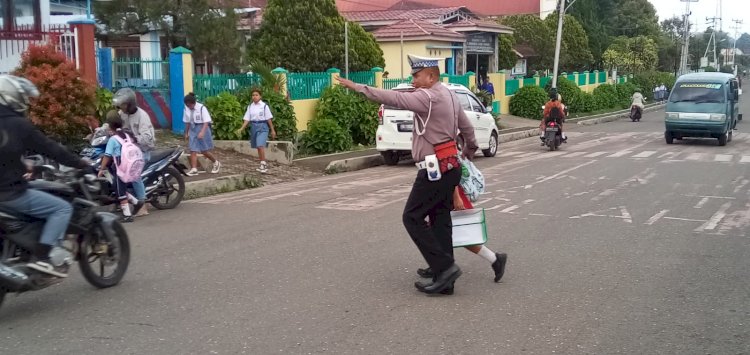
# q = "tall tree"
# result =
<box><xmin>567</xmin><ymin>0</ymin><xmax>617</xmax><ymax>65</ymax></box>
<box><xmin>656</xmin><ymin>16</ymin><xmax>687</xmax><ymax>73</ymax></box>
<box><xmin>611</xmin><ymin>0</ymin><xmax>660</xmax><ymax>40</ymax></box>
<box><xmin>603</xmin><ymin>36</ymin><xmax>658</xmax><ymax>73</ymax></box>
<box><xmin>736</xmin><ymin>33</ymin><xmax>750</xmax><ymax>55</ymax></box>
<box><xmin>497</xmin><ymin>34</ymin><xmax>517</xmax><ymax>70</ymax></box>
<box><xmin>93</xmin><ymin>0</ymin><xmax>243</xmax><ymax>71</ymax></box>
<box><xmin>543</xmin><ymin>13</ymin><xmax>594</xmax><ymax>71</ymax></box>
<box><xmin>499</xmin><ymin>15</ymin><xmax>554</xmax><ymax>70</ymax></box>
<box><xmin>247</xmin><ymin>0</ymin><xmax>384</xmax><ymax>72</ymax></box>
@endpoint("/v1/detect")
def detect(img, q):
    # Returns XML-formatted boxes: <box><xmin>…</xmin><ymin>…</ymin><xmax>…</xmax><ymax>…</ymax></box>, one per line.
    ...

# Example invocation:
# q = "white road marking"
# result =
<box><xmin>646</xmin><ymin>209</ymin><xmax>670</xmax><ymax>225</ymax></box>
<box><xmin>608</xmin><ymin>150</ymin><xmax>632</xmax><ymax>158</ymax></box>
<box><xmin>501</xmin><ymin>205</ymin><xmax>519</xmax><ymax>213</ymax></box>
<box><xmin>694</xmin><ymin>197</ymin><xmax>710</xmax><ymax>209</ymax></box>
<box><xmin>740</xmin><ymin>156</ymin><xmax>750</xmax><ymax>163</ymax></box>
<box><xmin>524</xmin><ymin>161</ymin><xmax>596</xmax><ymax>189</ymax></box>
<box><xmin>696</xmin><ymin>202</ymin><xmax>732</xmax><ymax>231</ymax></box>
<box><xmin>584</xmin><ymin>152</ymin><xmax>608</xmax><ymax>158</ymax></box>
<box><xmin>632</xmin><ymin>151</ymin><xmax>656</xmax><ymax>158</ymax></box>
<box><xmin>499</xmin><ymin>151</ymin><xmax>524</xmax><ymax>157</ymax></box>
<box><xmin>714</xmin><ymin>154</ymin><xmax>733</xmax><ymax>162</ymax></box>
<box><xmin>686</xmin><ymin>153</ymin><xmax>704</xmax><ymax>161</ymax></box>
<box><xmin>664</xmin><ymin>217</ymin><xmax>709</xmax><ymax>222</ymax></box>
<box><xmin>563</xmin><ymin>151</ymin><xmax>588</xmax><ymax>158</ymax></box>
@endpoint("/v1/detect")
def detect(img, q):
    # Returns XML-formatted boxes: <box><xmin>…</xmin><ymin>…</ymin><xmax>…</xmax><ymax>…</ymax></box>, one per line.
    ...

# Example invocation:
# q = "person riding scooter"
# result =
<box><xmin>541</xmin><ymin>89</ymin><xmax>567</xmax><ymax>144</ymax></box>
<box><xmin>0</xmin><ymin>75</ymin><xmax>92</xmax><ymax>278</ymax></box>
<box><xmin>630</xmin><ymin>89</ymin><xmax>646</xmax><ymax>121</ymax></box>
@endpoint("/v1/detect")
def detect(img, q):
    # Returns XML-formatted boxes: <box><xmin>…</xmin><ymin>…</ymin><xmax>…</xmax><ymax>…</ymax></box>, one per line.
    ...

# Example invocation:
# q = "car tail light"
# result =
<box><xmin>549</xmin><ymin>122</ymin><xmax>556</xmax><ymax>127</ymax></box>
<box><xmin>378</xmin><ymin>105</ymin><xmax>384</xmax><ymax>125</ymax></box>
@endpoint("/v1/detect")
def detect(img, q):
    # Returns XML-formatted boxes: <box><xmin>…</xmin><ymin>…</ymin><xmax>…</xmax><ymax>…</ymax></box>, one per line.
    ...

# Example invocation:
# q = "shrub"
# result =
<box><xmin>592</xmin><ymin>84</ymin><xmax>619</xmax><ymax>110</ymax></box>
<box><xmin>545</xmin><ymin>77</ymin><xmax>582</xmax><ymax>109</ymax></box>
<box><xmin>204</xmin><ymin>92</ymin><xmax>245</xmax><ymax>140</ymax></box>
<box><xmin>14</xmin><ymin>44</ymin><xmax>96</xmax><ymax>145</ymax></box>
<box><xmin>509</xmin><ymin>86</ymin><xmax>548</xmax><ymax>120</ymax></box>
<box><xmin>615</xmin><ymin>82</ymin><xmax>638</xmax><ymax>108</ymax></box>
<box><xmin>238</xmin><ymin>87</ymin><xmax>298</xmax><ymax>141</ymax></box>
<box><xmin>316</xmin><ymin>85</ymin><xmax>378</xmax><ymax>145</ymax></box>
<box><xmin>95</xmin><ymin>88</ymin><xmax>114</xmax><ymax>123</ymax></box>
<box><xmin>304</xmin><ymin>118</ymin><xmax>352</xmax><ymax>154</ymax></box>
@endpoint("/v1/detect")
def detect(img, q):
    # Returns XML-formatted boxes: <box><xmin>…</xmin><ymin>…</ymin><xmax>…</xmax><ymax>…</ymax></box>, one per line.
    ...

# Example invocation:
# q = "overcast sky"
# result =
<box><xmin>649</xmin><ymin>0</ymin><xmax>749</xmax><ymax>35</ymax></box>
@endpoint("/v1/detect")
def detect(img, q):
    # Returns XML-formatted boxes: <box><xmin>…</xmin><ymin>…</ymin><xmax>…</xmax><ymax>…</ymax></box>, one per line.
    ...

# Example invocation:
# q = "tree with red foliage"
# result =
<box><xmin>13</xmin><ymin>44</ymin><xmax>97</xmax><ymax>145</ymax></box>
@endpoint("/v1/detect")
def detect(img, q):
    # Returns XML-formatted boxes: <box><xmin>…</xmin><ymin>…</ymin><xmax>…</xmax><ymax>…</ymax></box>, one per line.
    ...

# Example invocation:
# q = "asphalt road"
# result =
<box><xmin>2</xmin><ymin>100</ymin><xmax>750</xmax><ymax>354</ymax></box>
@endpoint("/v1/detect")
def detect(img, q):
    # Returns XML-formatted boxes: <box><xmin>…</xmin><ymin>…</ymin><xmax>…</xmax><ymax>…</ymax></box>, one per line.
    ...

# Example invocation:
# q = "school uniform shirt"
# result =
<box><xmin>242</xmin><ymin>101</ymin><xmax>273</xmax><ymax>122</ymax></box>
<box><xmin>183</xmin><ymin>102</ymin><xmax>213</xmax><ymax>125</ymax></box>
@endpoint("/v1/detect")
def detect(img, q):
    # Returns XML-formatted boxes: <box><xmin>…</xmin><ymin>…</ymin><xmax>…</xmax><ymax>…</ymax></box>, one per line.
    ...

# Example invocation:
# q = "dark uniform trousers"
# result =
<box><xmin>402</xmin><ymin>167</ymin><xmax>461</xmax><ymax>274</ymax></box>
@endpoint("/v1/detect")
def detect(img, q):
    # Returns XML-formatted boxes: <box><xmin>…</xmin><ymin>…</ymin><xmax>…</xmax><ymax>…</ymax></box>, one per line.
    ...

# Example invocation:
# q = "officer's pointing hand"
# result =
<box><xmin>336</xmin><ymin>77</ymin><xmax>357</xmax><ymax>90</ymax></box>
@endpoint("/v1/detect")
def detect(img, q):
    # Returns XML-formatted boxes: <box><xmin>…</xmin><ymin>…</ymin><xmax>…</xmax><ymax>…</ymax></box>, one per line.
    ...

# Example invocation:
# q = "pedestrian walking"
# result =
<box><xmin>183</xmin><ymin>93</ymin><xmax>221</xmax><ymax>176</ymax></box>
<box><xmin>337</xmin><ymin>55</ymin><xmax>479</xmax><ymax>295</ymax></box>
<box><xmin>236</xmin><ymin>89</ymin><xmax>276</xmax><ymax>174</ymax></box>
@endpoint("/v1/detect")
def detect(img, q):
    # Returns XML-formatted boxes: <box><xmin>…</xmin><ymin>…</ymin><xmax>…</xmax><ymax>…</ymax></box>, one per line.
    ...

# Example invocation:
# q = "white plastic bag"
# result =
<box><xmin>458</xmin><ymin>157</ymin><xmax>485</xmax><ymax>202</ymax></box>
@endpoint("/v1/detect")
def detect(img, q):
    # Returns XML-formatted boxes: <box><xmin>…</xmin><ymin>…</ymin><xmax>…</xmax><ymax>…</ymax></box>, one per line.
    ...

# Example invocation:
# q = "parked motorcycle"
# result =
<box><xmin>76</xmin><ymin>126</ymin><xmax>188</xmax><ymax>210</ymax></box>
<box><xmin>0</xmin><ymin>167</ymin><xmax>130</xmax><ymax>309</ymax></box>
<box><xmin>630</xmin><ymin>105</ymin><xmax>643</xmax><ymax>122</ymax></box>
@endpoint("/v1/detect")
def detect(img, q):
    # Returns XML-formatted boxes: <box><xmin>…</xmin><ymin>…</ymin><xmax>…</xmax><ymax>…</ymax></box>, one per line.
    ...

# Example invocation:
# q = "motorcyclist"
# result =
<box><xmin>0</xmin><ymin>75</ymin><xmax>91</xmax><ymax>278</ymax></box>
<box><xmin>112</xmin><ymin>88</ymin><xmax>152</xmax><ymax>216</ymax></box>
<box><xmin>631</xmin><ymin>88</ymin><xmax>646</xmax><ymax>120</ymax></box>
<box><xmin>540</xmin><ymin>89</ymin><xmax>567</xmax><ymax>144</ymax></box>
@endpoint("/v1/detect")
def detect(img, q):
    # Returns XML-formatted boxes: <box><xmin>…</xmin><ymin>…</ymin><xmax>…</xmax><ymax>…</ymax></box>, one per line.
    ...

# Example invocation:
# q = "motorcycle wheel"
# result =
<box><xmin>150</xmin><ymin>166</ymin><xmax>185</xmax><ymax>210</ymax></box>
<box><xmin>78</xmin><ymin>220</ymin><xmax>130</xmax><ymax>289</ymax></box>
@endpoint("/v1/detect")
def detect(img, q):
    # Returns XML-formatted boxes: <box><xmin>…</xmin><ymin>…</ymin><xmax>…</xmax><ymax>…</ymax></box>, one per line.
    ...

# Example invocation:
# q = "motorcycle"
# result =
<box><xmin>76</xmin><ymin>126</ymin><xmax>189</xmax><ymax>210</ymax></box>
<box><xmin>541</xmin><ymin>105</ymin><xmax>565</xmax><ymax>151</ymax></box>
<box><xmin>0</xmin><ymin>167</ymin><xmax>130</xmax><ymax>309</ymax></box>
<box><xmin>630</xmin><ymin>105</ymin><xmax>643</xmax><ymax>122</ymax></box>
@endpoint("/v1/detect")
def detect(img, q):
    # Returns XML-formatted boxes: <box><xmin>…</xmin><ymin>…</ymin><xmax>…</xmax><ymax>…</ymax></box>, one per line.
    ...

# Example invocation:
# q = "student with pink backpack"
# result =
<box><xmin>97</xmin><ymin>113</ymin><xmax>146</xmax><ymax>222</ymax></box>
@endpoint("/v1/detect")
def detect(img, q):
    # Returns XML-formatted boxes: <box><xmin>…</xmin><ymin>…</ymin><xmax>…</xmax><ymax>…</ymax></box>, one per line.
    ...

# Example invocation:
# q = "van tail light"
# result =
<box><xmin>378</xmin><ymin>105</ymin><xmax>384</xmax><ymax>125</ymax></box>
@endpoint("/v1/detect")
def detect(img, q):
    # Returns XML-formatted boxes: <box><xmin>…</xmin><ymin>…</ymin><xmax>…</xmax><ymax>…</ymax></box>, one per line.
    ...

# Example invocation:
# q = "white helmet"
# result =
<box><xmin>0</xmin><ymin>75</ymin><xmax>39</xmax><ymax>113</ymax></box>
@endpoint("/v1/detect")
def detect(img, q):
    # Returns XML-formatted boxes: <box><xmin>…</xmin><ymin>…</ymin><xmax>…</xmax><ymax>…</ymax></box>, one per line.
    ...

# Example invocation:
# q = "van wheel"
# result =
<box><xmin>665</xmin><ymin>131</ymin><xmax>674</xmax><ymax>145</ymax></box>
<box><xmin>718</xmin><ymin>131</ymin><xmax>728</xmax><ymax>146</ymax></box>
<box><xmin>728</xmin><ymin>130</ymin><xmax>733</xmax><ymax>142</ymax></box>
<box><xmin>381</xmin><ymin>151</ymin><xmax>400</xmax><ymax>166</ymax></box>
<box><xmin>482</xmin><ymin>132</ymin><xmax>498</xmax><ymax>157</ymax></box>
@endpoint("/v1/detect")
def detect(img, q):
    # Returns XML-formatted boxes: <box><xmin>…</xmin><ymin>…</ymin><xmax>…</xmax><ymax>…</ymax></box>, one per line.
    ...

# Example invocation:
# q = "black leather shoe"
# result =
<box><xmin>492</xmin><ymin>253</ymin><xmax>507</xmax><ymax>282</ymax></box>
<box><xmin>414</xmin><ymin>280</ymin><xmax>454</xmax><ymax>295</ymax></box>
<box><xmin>414</xmin><ymin>264</ymin><xmax>462</xmax><ymax>294</ymax></box>
<box><xmin>417</xmin><ymin>267</ymin><xmax>434</xmax><ymax>278</ymax></box>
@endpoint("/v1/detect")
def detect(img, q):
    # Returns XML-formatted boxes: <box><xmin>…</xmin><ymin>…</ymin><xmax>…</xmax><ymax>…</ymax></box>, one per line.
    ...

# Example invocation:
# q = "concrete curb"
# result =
<box><xmin>184</xmin><ymin>174</ymin><xmax>262</xmax><ymax>200</ymax></box>
<box><xmin>573</xmin><ymin>104</ymin><xmax>666</xmax><ymax>126</ymax></box>
<box><xmin>325</xmin><ymin>154</ymin><xmax>384</xmax><ymax>174</ymax></box>
<box><xmin>499</xmin><ymin>128</ymin><xmax>541</xmax><ymax>143</ymax></box>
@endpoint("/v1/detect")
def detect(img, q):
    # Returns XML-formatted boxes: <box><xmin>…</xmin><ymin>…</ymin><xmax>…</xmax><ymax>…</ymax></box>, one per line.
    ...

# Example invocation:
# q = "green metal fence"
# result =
<box><xmin>567</xmin><ymin>74</ymin><xmax>576</xmax><ymax>83</ymax></box>
<box><xmin>383</xmin><ymin>77</ymin><xmax>411</xmax><ymax>90</ymax></box>
<box><xmin>446</xmin><ymin>74</ymin><xmax>470</xmax><ymax>88</ymax></box>
<box><xmin>349</xmin><ymin>71</ymin><xmax>375</xmax><ymax>86</ymax></box>
<box><xmin>539</xmin><ymin>76</ymin><xmax>551</xmax><ymax>88</ymax></box>
<box><xmin>523</xmin><ymin>77</ymin><xmax>537</xmax><ymax>87</ymax></box>
<box><xmin>287</xmin><ymin>72</ymin><xmax>331</xmax><ymax>100</ymax></box>
<box><xmin>578</xmin><ymin>73</ymin><xmax>587</xmax><ymax>86</ymax></box>
<box><xmin>588</xmin><ymin>72</ymin><xmax>596</xmax><ymax>84</ymax></box>
<box><xmin>599</xmin><ymin>71</ymin><xmax>607</xmax><ymax>83</ymax></box>
<box><xmin>113</xmin><ymin>58</ymin><xmax>169</xmax><ymax>89</ymax></box>
<box><xmin>505</xmin><ymin>79</ymin><xmax>520</xmax><ymax>95</ymax></box>
<box><xmin>193</xmin><ymin>74</ymin><xmax>261</xmax><ymax>100</ymax></box>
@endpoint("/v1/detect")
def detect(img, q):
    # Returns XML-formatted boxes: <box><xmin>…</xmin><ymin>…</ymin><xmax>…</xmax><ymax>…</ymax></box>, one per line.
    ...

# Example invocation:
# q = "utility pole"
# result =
<box><xmin>679</xmin><ymin>0</ymin><xmax>699</xmax><ymax>76</ymax></box>
<box><xmin>552</xmin><ymin>0</ymin><xmax>576</xmax><ymax>88</ymax></box>
<box><xmin>345</xmin><ymin>21</ymin><xmax>349</xmax><ymax>79</ymax></box>
<box><xmin>730</xmin><ymin>19</ymin><xmax>744</xmax><ymax>73</ymax></box>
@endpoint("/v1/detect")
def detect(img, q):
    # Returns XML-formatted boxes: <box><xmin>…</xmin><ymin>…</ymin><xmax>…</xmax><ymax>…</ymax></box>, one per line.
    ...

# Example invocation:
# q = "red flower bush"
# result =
<box><xmin>13</xmin><ymin>44</ymin><xmax>96</xmax><ymax>144</ymax></box>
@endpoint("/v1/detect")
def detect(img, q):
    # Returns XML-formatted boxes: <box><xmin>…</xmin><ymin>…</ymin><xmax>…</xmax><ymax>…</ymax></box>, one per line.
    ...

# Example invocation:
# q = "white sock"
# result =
<box><xmin>126</xmin><ymin>193</ymin><xmax>138</xmax><ymax>205</ymax></box>
<box><xmin>121</xmin><ymin>203</ymin><xmax>132</xmax><ymax>217</ymax></box>
<box><xmin>477</xmin><ymin>246</ymin><xmax>497</xmax><ymax>263</ymax></box>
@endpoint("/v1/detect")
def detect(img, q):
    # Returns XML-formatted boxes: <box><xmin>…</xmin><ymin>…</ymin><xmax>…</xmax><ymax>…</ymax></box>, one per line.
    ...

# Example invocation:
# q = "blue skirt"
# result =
<box><xmin>188</xmin><ymin>123</ymin><xmax>215</xmax><ymax>152</ymax></box>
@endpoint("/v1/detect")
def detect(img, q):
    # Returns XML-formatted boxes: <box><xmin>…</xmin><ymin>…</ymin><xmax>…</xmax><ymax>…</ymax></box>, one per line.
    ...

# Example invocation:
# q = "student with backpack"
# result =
<box><xmin>236</xmin><ymin>88</ymin><xmax>276</xmax><ymax>173</ymax></box>
<box><xmin>98</xmin><ymin>113</ymin><xmax>146</xmax><ymax>222</ymax></box>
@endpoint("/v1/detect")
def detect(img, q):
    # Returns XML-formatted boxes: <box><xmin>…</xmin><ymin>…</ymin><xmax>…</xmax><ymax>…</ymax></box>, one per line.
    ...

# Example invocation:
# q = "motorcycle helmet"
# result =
<box><xmin>112</xmin><ymin>88</ymin><xmax>138</xmax><ymax>115</ymax></box>
<box><xmin>549</xmin><ymin>88</ymin><xmax>558</xmax><ymax>101</ymax></box>
<box><xmin>0</xmin><ymin>75</ymin><xmax>40</xmax><ymax>114</ymax></box>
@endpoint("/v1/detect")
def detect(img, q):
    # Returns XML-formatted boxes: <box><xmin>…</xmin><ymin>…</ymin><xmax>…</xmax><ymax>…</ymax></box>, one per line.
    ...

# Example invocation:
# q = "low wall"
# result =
<box><xmin>291</xmin><ymin>98</ymin><xmax>319</xmax><ymax>132</ymax></box>
<box><xmin>214</xmin><ymin>140</ymin><xmax>294</xmax><ymax>165</ymax></box>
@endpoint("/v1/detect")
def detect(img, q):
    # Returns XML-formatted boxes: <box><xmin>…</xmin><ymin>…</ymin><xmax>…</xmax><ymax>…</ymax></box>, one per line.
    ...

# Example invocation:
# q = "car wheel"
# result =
<box><xmin>381</xmin><ymin>151</ymin><xmax>400</xmax><ymax>166</ymax></box>
<box><xmin>718</xmin><ymin>131</ymin><xmax>728</xmax><ymax>146</ymax></box>
<box><xmin>482</xmin><ymin>132</ymin><xmax>498</xmax><ymax>157</ymax></box>
<box><xmin>665</xmin><ymin>131</ymin><xmax>674</xmax><ymax>145</ymax></box>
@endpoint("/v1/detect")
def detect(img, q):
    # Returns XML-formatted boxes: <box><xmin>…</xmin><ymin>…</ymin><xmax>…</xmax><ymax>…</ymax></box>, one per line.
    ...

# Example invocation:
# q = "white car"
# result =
<box><xmin>376</xmin><ymin>83</ymin><xmax>500</xmax><ymax>165</ymax></box>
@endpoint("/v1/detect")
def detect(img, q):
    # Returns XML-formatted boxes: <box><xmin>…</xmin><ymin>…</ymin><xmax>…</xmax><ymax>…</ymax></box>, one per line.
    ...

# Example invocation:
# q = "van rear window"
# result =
<box><xmin>670</xmin><ymin>83</ymin><xmax>725</xmax><ymax>103</ymax></box>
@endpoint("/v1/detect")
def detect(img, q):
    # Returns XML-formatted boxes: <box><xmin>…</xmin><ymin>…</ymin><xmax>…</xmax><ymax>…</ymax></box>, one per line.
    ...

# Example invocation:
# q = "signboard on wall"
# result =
<box><xmin>467</xmin><ymin>33</ymin><xmax>494</xmax><ymax>54</ymax></box>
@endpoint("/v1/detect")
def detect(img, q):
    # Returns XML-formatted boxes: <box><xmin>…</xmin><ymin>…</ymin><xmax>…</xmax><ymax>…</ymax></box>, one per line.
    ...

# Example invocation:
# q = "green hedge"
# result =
<box><xmin>316</xmin><ymin>85</ymin><xmax>378</xmax><ymax>146</ymax></box>
<box><xmin>509</xmin><ymin>86</ymin><xmax>548</xmax><ymax>120</ymax></box>
<box><xmin>304</xmin><ymin>118</ymin><xmax>353</xmax><ymax>154</ymax></box>
<box><xmin>592</xmin><ymin>84</ymin><xmax>619</xmax><ymax>110</ymax></box>
<box><xmin>204</xmin><ymin>92</ymin><xmax>246</xmax><ymax>140</ymax></box>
